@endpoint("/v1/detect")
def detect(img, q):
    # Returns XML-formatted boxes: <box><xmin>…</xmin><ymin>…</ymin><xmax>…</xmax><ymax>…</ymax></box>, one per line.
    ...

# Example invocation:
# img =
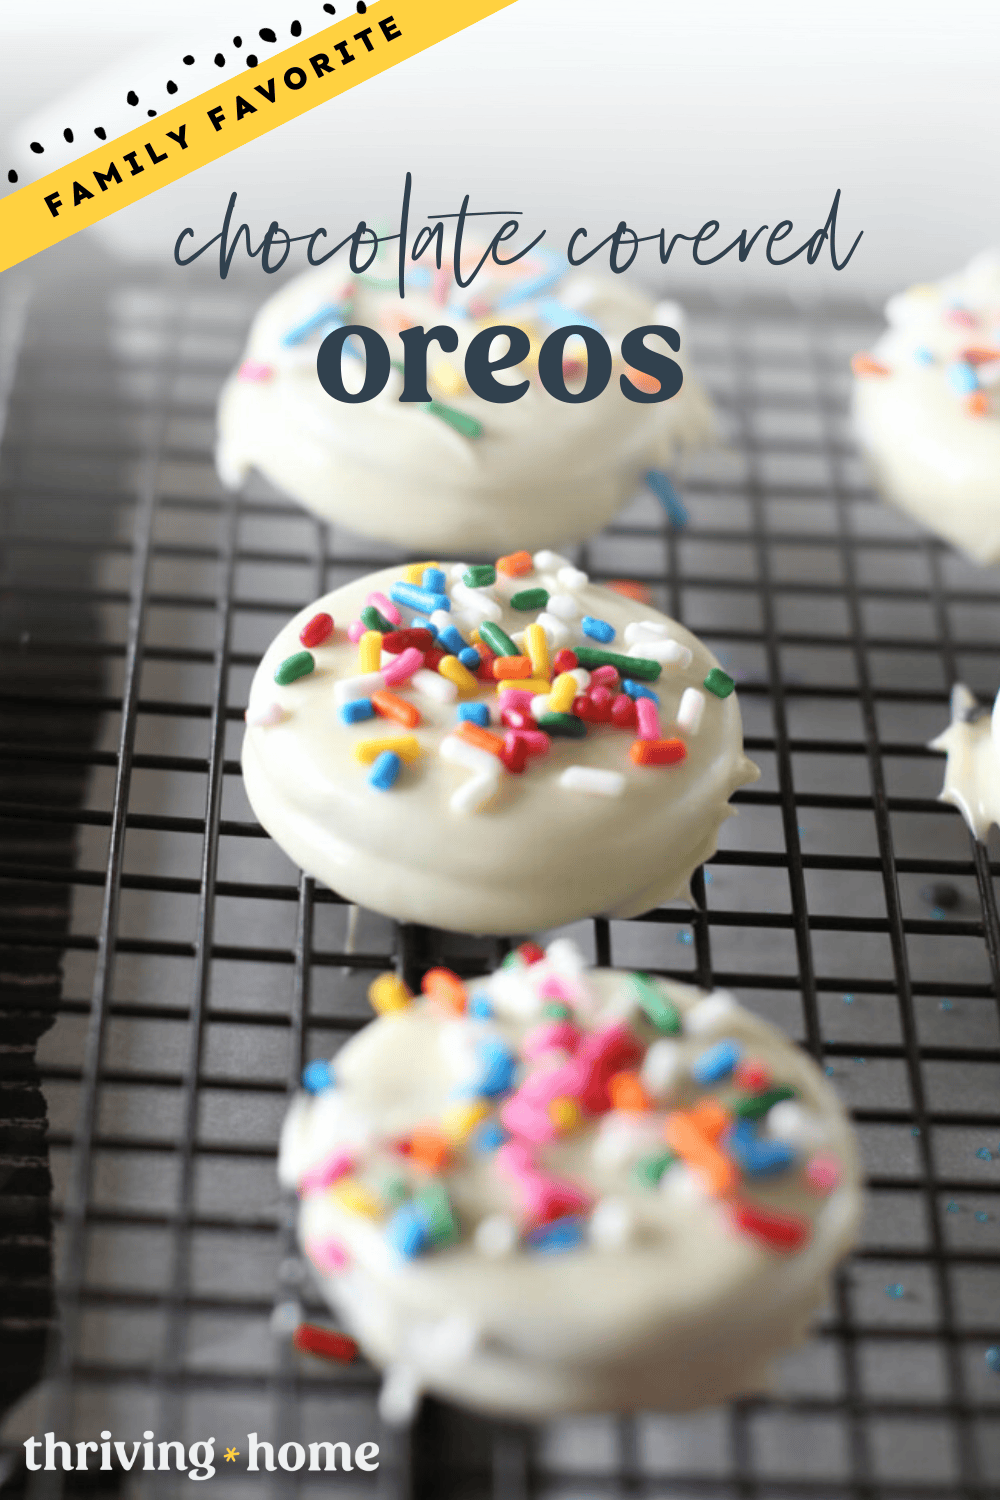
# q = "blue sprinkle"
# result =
<box><xmin>725</xmin><ymin>1118</ymin><xmax>796</xmax><ymax>1179</ymax></box>
<box><xmin>645</xmin><ymin>468</ymin><xmax>689</xmax><ymax>529</ymax></box>
<box><xmin>385</xmin><ymin>1204</ymin><xmax>427</xmax><ymax>1259</ymax></box>
<box><xmin>855</xmin><ymin>1057</ymin><xmax>866</xmax><ymax>1066</ymax></box>
<box><xmin>691</xmin><ymin>1038</ymin><xmax>741</xmax><ymax>1085</ymax></box>
<box><xmin>911</xmin><ymin>1127</ymin><xmax>921</xmax><ymax>1137</ymax></box>
<box><xmin>940</xmin><ymin>999</ymin><xmax>954</xmax><ymax>1012</ymax></box>
<box><xmin>411</xmin><ymin>614</ymin><xmax>438</xmax><ymax>637</ymax></box>
<box><xmin>281</xmin><ymin>303</ymin><xmax>346</xmax><ymax>347</ymax></box>
<box><xmin>885</xmin><ymin>1283</ymin><xmax>906</xmax><ymax>1299</ymax></box>
<box><xmin>467</xmin><ymin>991</ymin><xmax>493</xmax><ymax>1018</ymax></box>
<box><xmin>536</xmin><ymin>298</ymin><xmax>600</xmax><ymax>332</ymax></box>
<box><xmin>339</xmin><ymin>698</ymin><xmax>375</xmax><ymax>725</ymax></box>
<box><xmin>704</xmin><ymin>870</ymin><xmax>713</xmax><ymax>885</ymax></box>
<box><xmin>458</xmin><ymin>646</ymin><xmax>481</xmax><ymax>670</ymax></box>
<box><xmin>458</xmin><ymin>702</ymin><xmax>490</xmax><ymax>727</ymax></box>
<box><xmin>931</xmin><ymin>906</ymin><xmax>945</xmax><ymax>921</ymax></box>
<box><xmin>492</xmin><ymin>251</ymin><xmax>566</xmax><ymax>312</ymax></box>
<box><xmin>390</xmin><ymin>582</ymin><xmax>451</xmax><ymax>614</ymax></box>
<box><xmin>945</xmin><ymin>361</ymin><xmax>979</xmax><ymax>395</ymax></box>
<box><xmin>471</xmin><ymin>1120</ymin><xmax>507</xmax><ymax>1154</ymax></box>
<box><xmin>581</xmin><ymin>615</ymin><xmax>615</xmax><ymax>644</ymax></box>
<box><xmin>406</xmin><ymin>266</ymin><xmax>432</xmax><ymax>289</ymax></box>
<box><xmin>527</xmin><ymin>1215</ymin><xmax>585</xmax><ymax>1253</ymax></box>
<box><xmin>470</xmin><ymin>1038</ymin><xmax>519</xmax><ymax>1098</ymax></box>
<box><xmin>976</xmin><ymin>1147</ymin><xmax>993</xmax><ymax>1162</ymax></box>
<box><xmin>986</xmin><ymin>1347</ymin><xmax>1000</xmax><ymax>1374</ymax></box>
<box><xmin>623</xmin><ymin>678</ymin><xmax>659</xmax><ymax>702</ymax></box>
<box><xmin>676</xmin><ymin>930</ymin><xmax>693</xmax><ymax>946</ymax></box>
<box><xmin>976</xmin><ymin>1211</ymin><xmax>989</xmax><ymax>1224</ymax></box>
<box><xmin>422</xmin><ymin>567</ymin><xmax>447</xmax><ymax>594</ymax></box>
<box><xmin>437</xmin><ymin>625</ymin><xmax>467</xmax><ymax>656</ymax></box>
<box><xmin>946</xmin><ymin>1201</ymin><xmax>960</xmax><ymax>1213</ymax></box>
<box><xmin>302</xmin><ymin>1059</ymin><xmax>334</xmax><ymax>1094</ymax></box>
<box><xmin>368</xmin><ymin>751</ymin><xmax>402</xmax><ymax>791</ymax></box>
<box><xmin>842</xmin><ymin>993</ymin><xmax>854</xmax><ymax>1005</ymax></box>
<box><xmin>825</xmin><ymin>1066</ymin><xmax>835</xmax><ymax>1077</ymax></box>
<box><xmin>913</xmin><ymin>346</ymin><xmax>934</xmax><ymax>366</ymax></box>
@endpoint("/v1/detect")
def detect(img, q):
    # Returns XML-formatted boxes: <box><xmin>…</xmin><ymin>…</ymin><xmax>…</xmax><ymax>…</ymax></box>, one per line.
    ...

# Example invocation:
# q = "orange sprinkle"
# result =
<box><xmin>960</xmin><ymin>345</ymin><xmax>1000</xmax><ymax>366</ymax></box>
<box><xmin>371</xmin><ymin>690</ymin><xmax>420</xmax><ymax>728</ymax></box>
<box><xmin>421</xmin><ymin>967</ymin><xmax>468</xmax><ymax>1014</ymax></box>
<box><xmin>608</xmin><ymin>1070</ymin><xmax>652</xmax><ymax>1112</ymax></box>
<box><xmin>408</xmin><ymin>1127</ymin><xmax>452</xmax><ymax>1173</ymax></box>
<box><xmin>688</xmin><ymin>1098</ymin><xmax>730</xmax><ymax>1143</ymax></box>
<box><xmin>851</xmin><ymin>353</ymin><xmax>891</xmax><ymax>378</ymax></box>
<box><xmin>492</xmin><ymin>654</ymin><xmax>532</xmax><ymax>680</ymax></box>
<box><xmin>606</xmin><ymin>579</ymin><xmax>652</xmax><ymax>604</ymax></box>
<box><xmin>497</xmin><ymin>550</ymin><xmax>533</xmax><ymax>577</ymax></box>
<box><xmin>965</xmin><ymin>391</ymin><xmax>991</xmax><ymax>418</ymax></box>
<box><xmin>456</xmin><ymin>722</ymin><xmax>505</xmax><ymax>757</ymax></box>
<box><xmin>664</xmin><ymin>1110</ymin><xmax>737</xmax><ymax>1196</ymax></box>
<box><xmin>624</xmin><ymin>367</ymin><xmax>661</xmax><ymax>394</ymax></box>
<box><xmin>630</xmin><ymin>738</ymin><xmax>687</xmax><ymax>767</ymax></box>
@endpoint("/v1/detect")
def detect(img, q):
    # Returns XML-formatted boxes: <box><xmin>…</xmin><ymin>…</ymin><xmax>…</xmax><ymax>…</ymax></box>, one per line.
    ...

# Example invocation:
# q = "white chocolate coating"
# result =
<box><xmin>280</xmin><ymin>955</ymin><xmax>863</xmax><ymax>1420</ymax></box>
<box><xmin>930</xmin><ymin>682</ymin><xmax>1000</xmax><ymax>841</ymax></box>
<box><xmin>852</xmin><ymin>251</ymin><xmax>1000</xmax><ymax>563</ymax></box>
<box><xmin>216</xmin><ymin>251</ymin><xmax>715</xmax><ymax>552</ymax></box>
<box><xmin>241</xmin><ymin>557</ymin><xmax>758</xmax><ymax>935</ymax></box>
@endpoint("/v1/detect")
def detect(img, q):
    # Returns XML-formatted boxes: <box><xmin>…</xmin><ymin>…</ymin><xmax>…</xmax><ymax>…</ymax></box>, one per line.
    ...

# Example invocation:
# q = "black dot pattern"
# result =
<box><xmin>5</xmin><ymin>6</ymin><xmax>361</xmax><ymax>188</ymax></box>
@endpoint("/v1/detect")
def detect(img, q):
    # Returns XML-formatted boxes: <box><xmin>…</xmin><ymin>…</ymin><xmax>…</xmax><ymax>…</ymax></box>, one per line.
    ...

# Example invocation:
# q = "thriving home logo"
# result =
<box><xmin>23</xmin><ymin>1432</ymin><xmax>380</xmax><ymax>1479</ymax></box>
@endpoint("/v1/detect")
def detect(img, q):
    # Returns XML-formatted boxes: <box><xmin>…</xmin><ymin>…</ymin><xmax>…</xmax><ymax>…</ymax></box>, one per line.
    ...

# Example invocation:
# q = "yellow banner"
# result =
<box><xmin>0</xmin><ymin>0</ymin><xmax>516</xmax><ymax>275</ymax></box>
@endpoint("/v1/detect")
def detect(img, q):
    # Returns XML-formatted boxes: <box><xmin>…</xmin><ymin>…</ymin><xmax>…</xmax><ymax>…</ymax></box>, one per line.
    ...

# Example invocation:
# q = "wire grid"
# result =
<box><xmin>0</xmin><ymin>257</ymin><xmax>999</xmax><ymax>1500</ymax></box>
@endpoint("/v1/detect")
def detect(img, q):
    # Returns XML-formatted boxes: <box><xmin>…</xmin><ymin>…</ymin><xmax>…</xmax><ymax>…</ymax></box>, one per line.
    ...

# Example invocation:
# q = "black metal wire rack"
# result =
<box><xmin>1</xmin><ymin>249</ymin><xmax>999</xmax><ymax>1500</ymax></box>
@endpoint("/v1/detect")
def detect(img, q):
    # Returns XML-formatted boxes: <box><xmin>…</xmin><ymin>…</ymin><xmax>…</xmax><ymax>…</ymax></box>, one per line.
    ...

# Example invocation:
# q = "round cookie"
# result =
<box><xmin>242</xmin><ymin>553</ymin><xmax>759</xmax><ymax>934</ymax></box>
<box><xmin>852</xmin><ymin>250</ymin><xmax>1000</xmax><ymax>564</ymax></box>
<box><xmin>279</xmin><ymin>945</ymin><xmax>863</xmax><ymax>1421</ymax></box>
<box><xmin>216</xmin><ymin>249</ymin><xmax>714</xmax><ymax>552</ymax></box>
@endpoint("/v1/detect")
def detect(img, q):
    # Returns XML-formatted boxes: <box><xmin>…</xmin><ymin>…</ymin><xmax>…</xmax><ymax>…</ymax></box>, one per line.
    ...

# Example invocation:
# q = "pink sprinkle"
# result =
<box><xmin>238</xmin><ymin>359</ymin><xmax>274</xmax><ymax>383</ymax></box>
<box><xmin>381</xmin><ymin>646</ymin><xmax>423</xmax><ymax>686</ymax></box>
<box><xmin>508</xmin><ymin>729</ymin><xmax>549</xmax><ymax>757</ymax></box>
<box><xmin>575</xmin><ymin>1023</ymin><xmax>644</xmax><ymax>1114</ymax></box>
<box><xmin>433</xmin><ymin>268</ymin><xmax>451</xmax><ymax>306</ymax></box>
<box><xmin>540</xmin><ymin>975</ymin><xmax>573</xmax><ymax>1002</ymax></box>
<box><xmin>525</xmin><ymin>1175</ymin><xmax>591</xmax><ymax>1226</ymax></box>
<box><xmin>522</xmin><ymin>1020</ymin><xmax>581</xmax><ymax>1059</ymax></box>
<box><xmin>468</xmin><ymin>295</ymin><xmax>492</xmax><ymax>318</ymax></box>
<box><xmin>367</xmin><ymin>591</ymin><xmax>402</xmax><ymax>626</ymax></box>
<box><xmin>498</xmin><ymin>689</ymin><xmax>537</xmax><ymax>712</ymax></box>
<box><xmin>804</xmin><ymin>1153</ymin><xmax>841</xmax><ymax>1196</ymax></box>
<box><xmin>305</xmin><ymin>1235</ymin><xmax>350</xmax><ymax>1274</ymax></box>
<box><xmin>347</xmin><ymin>620</ymin><xmax>366</xmax><ymax>643</ymax></box>
<box><xmin>945</xmin><ymin>308</ymin><xmax>977</xmax><ymax>328</ymax></box>
<box><xmin>500</xmin><ymin>1094</ymin><xmax>559</xmax><ymax>1143</ymax></box>
<box><xmin>298</xmin><ymin>1149</ymin><xmax>355</xmax><ymax>1196</ymax></box>
<box><xmin>496</xmin><ymin>1141</ymin><xmax>534</xmax><ymax>1178</ymax></box>
<box><xmin>245</xmin><ymin>701</ymin><xmax>284</xmax><ymax>728</ymax></box>
<box><xmin>590</xmin><ymin>665</ymin><xmax>619</xmax><ymax>689</ymax></box>
<box><xmin>636</xmin><ymin>697</ymin><xmax>660</xmax><ymax>739</ymax></box>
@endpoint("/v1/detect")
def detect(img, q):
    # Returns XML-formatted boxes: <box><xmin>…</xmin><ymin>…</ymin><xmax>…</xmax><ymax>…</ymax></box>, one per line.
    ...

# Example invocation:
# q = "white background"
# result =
<box><xmin>1</xmin><ymin>0</ymin><xmax>998</xmax><ymax>294</ymax></box>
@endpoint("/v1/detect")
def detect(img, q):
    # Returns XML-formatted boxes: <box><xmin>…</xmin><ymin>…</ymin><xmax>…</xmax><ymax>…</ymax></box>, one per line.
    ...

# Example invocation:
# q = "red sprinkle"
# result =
<box><xmin>590</xmin><ymin>664</ymin><xmax>620</xmax><ymax>690</ymax></box>
<box><xmin>382</xmin><ymin>628</ymin><xmax>435</xmax><ymax>655</ymax></box>
<box><xmin>734</xmin><ymin>1201</ymin><xmax>810</xmax><ymax>1255</ymax></box>
<box><xmin>299</xmin><ymin>612</ymin><xmax>334</xmax><ymax>648</ymax></box>
<box><xmin>517</xmin><ymin>941</ymin><xmax>546</xmax><ymax>966</ymax></box>
<box><xmin>501</xmin><ymin>736</ymin><xmax>529</xmax><ymax>774</ymax></box>
<box><xmin>424</xmin><ymin>647</ymin><xmax>445</xmax><ymax>671</ymax></box>
<box><xmin>611</xmin><ymin>693</ymin><xmax>637</xmax><ymax>728</ymax></box>
<box><xmin>292</xmin><ymin>1324</ymin><xmax>358</xmax><ymax>1363</ymax></box>
<box><xmin>733</xmin><ymin>1060</ymin><xmax>771</xmax><ymax>1093</ymax></box>
<box><xmin>501</xmin><ymin>708</ymin><xmax>537</xmax><ymax>731</ymax></box>
<box><xmin>630</xmin><ymin>737</ymin><xmax>686</xmax><ymax>766</ymax></box>
<box><xmin>475</xmin><ymin>644</ymin><xmax>498</xmax><ymax>681</ymax></box>
<box><xmin>588</xmin><ymin>685</ymin><xmax>614</xmax><ymax>721</ymax></box>
<box><xmin>552</xmin><ymin>648</ymin><xmax>579</xmax><ymax>674</ymax></box>
<box><xmin>573</xmin><ymin>694</ymin><xmax>599</xmax><ymax>722</ymax></box>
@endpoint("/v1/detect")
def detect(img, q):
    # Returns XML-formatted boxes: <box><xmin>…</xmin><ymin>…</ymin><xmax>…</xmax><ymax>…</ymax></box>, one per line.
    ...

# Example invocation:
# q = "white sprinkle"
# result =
<box><xmin>333</xmin><ymin>672</ymin><xmax>384</xmax><ymax>706</ymax></box>
<box><xmin>535</xmin><ymin>611</ymin><xmax>571</xmax><ymax>645</ymax></box>
<box><xmin>654</xmin><ymin>298</ymin><xmax>686</xmax><ymax>338</ymax></box>
<box><xmin>379</xmin><ymin>1364</ymin><xmax>422</xmax><ymax>1426</ymax></box>
<box><xmin>569</xmin><ymin>668</ymin><xmax>591</xmax><ymax>690</ymax></box>
<box><xmin>474</xmin><ymin>1214</ymin><xmax>519</xmax><ymax>1259</ymax></box>
<box><xmin>684</xmin><ymin>990</ymin><xmax>738</xmax><ymax>1037</ymax></box>
<box><xmin>589</xmin><ymin>1197</ymin><xmax>633</xmax><ymax>1250</ymax></box>
<box><xmin>269</xmin><ymin>1299</ymin><xmax>302</xmax><ymax>1336</ymax></box>
<box><xmin>624</xmin><ymin>620</ymin><xmax>668</xmax><ymax>644</ymax></box>
<box><xmin>766</xmin><ymin>1100</ymin><xmax>826</xmax><ymax>1150</ymax></box>
<box><xmin>533</xmin><ymin>549</ymin><xmax>563</xmax><ymax>570</ymax></box>
<box><xmin>440</xmin><ymin>735</ymin><xmax>500</xmax><ymax>814</ymax></box>
<box><xmin>559</xmin><ymin>766</ymin><xmax>626</xmax><ymax>797</ymax></box>
<box><xmin>547</xmin><ymin>592</ymin><xmax>581</xmax><ymax>621</ymax></box>
<box><xmin>430</xmin><ymin>609</ymin><xmax>452</xmax><ymax>631</ymax></box>
<box><xmin>677</xmin><ymin>686</ymin><xmax>706</xmax><ymax>734</ymax></box>
<box><xmin>545</xmin><ymin>936</ymin><xmax>587</xmax><ymax>974</ymax></box>
<box><xmin>557</xmin><ymin>565</ymin><xmax>589</xmax><ymax>590</ymax></box>
<box><xmin>411</xmin><ymin>668</ymin><xmax>458</xmax><ymax>703</ymax></box>
<box><xmin>451</xmin><ymin>581</ymin><xmax>502</xmax><ymax>620</ymax></box>
<box><xmin>530</xmin><ymin>693</ymin><xmax>552</xmax><ymax>719</ymax></box>
<box><xmin>631</xmin><ymin>638</ymin><xmax>692</xmax><ymax>669</ymax></box>
<box><xmin>660</xmin><ymin>1162</ymin><xmax>708</xmax><ymax>1204</ymax></box>
<box><xmin>440</xmin><ymin>735</ymin><xmax>496</xmax><ymax>774</ymax></box>
<box><xmin>641</xmin><ymin>1038</ymin><xmax>683</xmax><ymax>1098</ymax></box>
<box><xmin>449</xmin><ymin>562</ymin><xmax>469</xmax><ymax>580</ymax></box>
<box><xmin>246</xmin><ymin>701</ymin><xmax>285</xmax><ymax>728</ymax></box>
<box><xmin>592</xmin><ymin>1112</ymin><xmax>661</xmax><ymax>1169</ymax></box>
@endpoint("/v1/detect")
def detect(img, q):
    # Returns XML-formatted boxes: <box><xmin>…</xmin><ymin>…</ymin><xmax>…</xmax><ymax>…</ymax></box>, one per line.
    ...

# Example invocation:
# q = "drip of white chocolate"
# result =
<box><xmin>929</xmin><ymin>682</ymin><xmax>1000</xmax><ymax>841</ymax></box>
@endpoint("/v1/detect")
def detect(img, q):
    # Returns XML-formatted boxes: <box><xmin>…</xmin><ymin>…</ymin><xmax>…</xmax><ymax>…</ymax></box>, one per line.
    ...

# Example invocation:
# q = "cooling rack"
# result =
<box><xmin>0</xmin><ymin>249</ymin><xmax>998</xmax><ymax>1499</ymax></box>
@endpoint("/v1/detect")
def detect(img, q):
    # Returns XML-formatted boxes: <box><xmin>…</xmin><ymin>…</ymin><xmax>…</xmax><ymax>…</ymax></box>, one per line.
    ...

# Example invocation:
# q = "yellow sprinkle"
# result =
<box><xmin>358</xmin><ymin>629</ymin><xmax>382</xmax><ymax>673</ymax></box>
<box><xmin>331</xmin><ymin>1178</ymin><xmax>381</xmax><ymax>1220</ymax></box>
<box><xmin>548</xmin><ymin>1096</ymin><xmax>582</xmax><ymax>1133</ymax></box>
<box><xmin>354</xmin><ymin>735</ymin><xmax>421</xmax><ymax>765</ymax></box>
<box><xmin>403</xmin><ymin>561</ymin><xmax>440</xmax><ymax>584</ymax></box>
<box><xmin>368</xmin><ymin>973</ymin><xmax>413</xmax><ymax>1014</ymax></box>
<box><xmin>438</xmin><ymin>654</ymin><xmax>479</xmax><ymax>695</ymax></box>
<box><xmin>431</xmin><ymin>360</ymin><xmax>466</xmax><ymax>396</ymax></box>
<box><xmin>497</xmin><ymin>678</ymin><xmax>551</xmax><ymax>695</ymax></box>
<box><xmin>440</xmin><ymin>1100</ymin><xmax>491</xmax><ymax>1143</ymax></box>
<box><xmin>548</xmin><ymin>672</ymin><xmax>578</xmax><ymax>713</ymax></box>
<box><xmin>524</xmin><ymin>622</ymin><xmax>550</xmax><ymax>680</ymax></box>
<box><xmin>469</xmin><ymin>628</ymin><xmax>482</xmax><ymax>646</ymax></box>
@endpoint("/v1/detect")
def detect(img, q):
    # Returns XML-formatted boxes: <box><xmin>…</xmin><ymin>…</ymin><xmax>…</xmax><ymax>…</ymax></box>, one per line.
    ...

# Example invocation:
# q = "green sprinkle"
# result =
<box><xmin>574</xmin><ymin>646</ymin><xmax>661</xmax><ymax>681</ymax></box>
<box><xmin>479</xmin><ymin>621</ymin><xmax>520</xmax><ymax>658</ymax></box>
<box><xmin>634</xmin><ymin>1150</ymin><xmax>676</xmax><ymax>1189</ymax></box>
<box><xmin>543</xmin><ymin>1001</ymin><xmax>572</xmax><ymax>1020</ymax></box>
<box><xmin>536</xmin><ymin>712</ymin><xmax>588</xmax><ymax>738</ymax></box>
<box><xmin>704</xmin><ymin>667</ymin><xmax>735</xmax><ymax>698</ymax></box>
<box><xmin>463</xmin><ymin>564</ymin><xmax>497</xmax><ymax>589</ymax></box>
<box><xmin>361</xmin><ymin>604</ymin><xmax>393</xmax><ymax>632</ymax></box>
<box><xmin>380</xmin><ymin>1174</ymin><xmax>409</xmax><ymax>1208</ymax></box>
<box><xmin>274</xmin><ymin>649</ymin><xmax>315</xmax><ymax>685</ymax></box>
<box><xmin>416</xmin><ymin>1182</ymin><xmax>460</xmax><ymax>1247</ymax></box>
<box><xmin>629</xmin><ymin>972</ymin><xmax>682</xmax><ymax>1034</ymax></box>
<box><xmin>733</xmin><ymin>1085</ymin><xmax>796</xmax><ymax>1120</ymax></box>
<box><xmin>420</xmin><ymin>400</ymin><xmax>483</xmax><ymax>439</ymax></box>
<box><xmin>501</xmin><ymin>950</ymin><xmax>522</xmax><ymax>969</ymax></box>
<box><xmin>510</xmin><ymin>587</ymin><xmax>549</xmax><ymax>611</ymax></box>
